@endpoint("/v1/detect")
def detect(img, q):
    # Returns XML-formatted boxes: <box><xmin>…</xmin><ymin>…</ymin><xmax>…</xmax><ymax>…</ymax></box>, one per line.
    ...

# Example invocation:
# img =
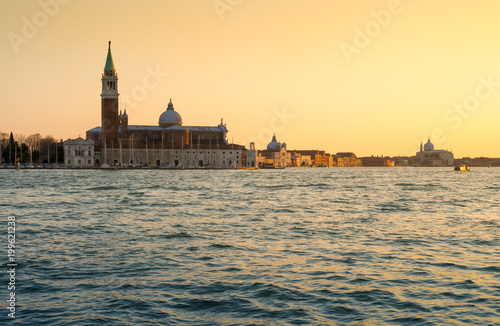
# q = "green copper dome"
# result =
<box><xmin>104</xmin><ymin>41</ymin><xmax>115</xmax><ymax>71</ymax></box>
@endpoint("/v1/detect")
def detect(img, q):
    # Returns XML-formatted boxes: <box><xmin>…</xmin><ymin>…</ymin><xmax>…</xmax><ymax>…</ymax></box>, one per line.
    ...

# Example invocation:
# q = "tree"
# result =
<box><xmin>8</xmin><ymin>132</ymin><xmax>15</xmax><ymax>165</ymax></box>
<box><xmin>39</xmin><ymin>135</ymin><xmax>56</xmax><ymax>163</ymax></box>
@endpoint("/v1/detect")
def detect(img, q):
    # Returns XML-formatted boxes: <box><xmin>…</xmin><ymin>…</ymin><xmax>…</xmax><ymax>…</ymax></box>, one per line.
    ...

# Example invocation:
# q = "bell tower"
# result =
<box><xmin>101</xmin><ymin>41</ymin><xmax>119</xmax><ymax>148</ymax></box>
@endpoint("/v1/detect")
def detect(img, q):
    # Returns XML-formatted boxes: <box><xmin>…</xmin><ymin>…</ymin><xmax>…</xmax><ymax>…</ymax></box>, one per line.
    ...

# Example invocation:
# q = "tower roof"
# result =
<box><xmin>104</xmin><ymin>41</ymin><xmax>115</xmax><ymax>71</ymax></box>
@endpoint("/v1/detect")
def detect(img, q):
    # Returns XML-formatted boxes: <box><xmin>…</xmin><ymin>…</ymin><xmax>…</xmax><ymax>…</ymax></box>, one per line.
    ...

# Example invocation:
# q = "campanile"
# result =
<box><xmin>101</xmin><ymin>41</ymin><xmax>119</xmax><ymax>148</ymax></box>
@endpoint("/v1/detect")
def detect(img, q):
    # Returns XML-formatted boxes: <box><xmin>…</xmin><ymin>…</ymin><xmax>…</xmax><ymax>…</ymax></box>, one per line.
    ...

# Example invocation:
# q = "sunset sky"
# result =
<box><xmin>1</xmin><ymin>0</ymin><xmax>500</xmax><ymax>157</ymax></box>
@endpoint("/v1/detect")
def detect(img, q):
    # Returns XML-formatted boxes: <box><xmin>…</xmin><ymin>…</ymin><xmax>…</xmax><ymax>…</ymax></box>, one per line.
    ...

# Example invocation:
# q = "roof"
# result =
<box><xmin>87</xmin><ymin>126</ymin><xmax>101</xmax><ymax>133</ymax></box>
<box><xmin>421</xmin><ymin>150</ymin><xmax>452</xmax><ymax>154</ymax></box>
<box><xmin>167</xmin><ymin>125</ymin><xmax>227</xmax><ymax>132</ymax></box>
<box><xmin>86</xmin><ymin>125</ymin><xmax>227</xmax><ymax>133</ymax></box>
<box><xmin>104</xmin><ymin>41</ymin><xmax>115</xmax><ymax>71</ymax></box>
<box><xmin>336</xmin><ymin>152</ymin><xmax>357</xmax><ymax>158</ymax></box>
<box><xmin>64</xmin><ymin>137</ymin><xmax>94</xmax><ymax>145</ymax></box>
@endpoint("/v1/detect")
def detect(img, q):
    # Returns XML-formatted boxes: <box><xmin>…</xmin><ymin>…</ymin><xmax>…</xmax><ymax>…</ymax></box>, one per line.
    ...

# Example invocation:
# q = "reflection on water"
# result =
<box><xmin>1</xmin><ymin>168</ymin><xmax>499</xmax><ymax>325</ymax></box>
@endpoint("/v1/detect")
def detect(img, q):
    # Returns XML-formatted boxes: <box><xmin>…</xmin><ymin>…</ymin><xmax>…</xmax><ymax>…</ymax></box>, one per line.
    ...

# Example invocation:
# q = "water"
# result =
<box><xmin>1</xmin><ymin>168</ymin><xmax>499</xmax><ymax>325</ymax></box>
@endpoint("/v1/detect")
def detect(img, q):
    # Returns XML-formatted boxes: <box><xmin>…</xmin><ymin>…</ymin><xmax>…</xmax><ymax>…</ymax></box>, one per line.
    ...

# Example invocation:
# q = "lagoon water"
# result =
<box><xmin>1</xmin><ymin>168</ymin><xmax>499</xmax><ymax>325</ymax></box>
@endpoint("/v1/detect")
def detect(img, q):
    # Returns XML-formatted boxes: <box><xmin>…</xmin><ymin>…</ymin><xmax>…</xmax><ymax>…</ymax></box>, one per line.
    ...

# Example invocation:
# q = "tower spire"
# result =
<box><xmin>105</xmin><ymin>41</ymin><xmax>115</xmax><ymax>71</ymax></box>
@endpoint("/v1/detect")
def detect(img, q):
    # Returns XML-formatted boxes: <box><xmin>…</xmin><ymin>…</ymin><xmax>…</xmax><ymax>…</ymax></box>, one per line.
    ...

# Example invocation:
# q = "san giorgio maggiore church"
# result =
<box><xmin>64</xmin><ymin>42</ymin><xmax>245</xmax><ymax>168</ymax></box>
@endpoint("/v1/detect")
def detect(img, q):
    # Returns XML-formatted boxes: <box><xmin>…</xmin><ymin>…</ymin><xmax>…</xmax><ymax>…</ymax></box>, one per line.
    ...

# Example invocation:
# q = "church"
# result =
<box><xmin>413</xmin><ymin>138</ymin><xmax>454</xmax><ymax>166</ymax></box>
<box><xmin>82</xmin><ymin>42</ymin><xmax>245</xmax><ymax>168</ymax></box>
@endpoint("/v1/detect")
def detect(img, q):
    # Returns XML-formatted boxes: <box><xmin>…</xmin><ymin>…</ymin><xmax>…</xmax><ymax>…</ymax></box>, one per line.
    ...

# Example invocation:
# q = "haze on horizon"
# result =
<box><xmin>1</xmin><ymin>0</ymin><xmax>500</xmax><ymax>158</ymax></box>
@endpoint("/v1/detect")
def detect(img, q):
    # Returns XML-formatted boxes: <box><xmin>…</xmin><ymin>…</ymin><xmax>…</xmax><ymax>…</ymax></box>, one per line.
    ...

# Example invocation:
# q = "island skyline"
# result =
<box><xmin>2</xmin><ymin>0</ymin><xmax>500</xmax><ymax>158</ymax></box>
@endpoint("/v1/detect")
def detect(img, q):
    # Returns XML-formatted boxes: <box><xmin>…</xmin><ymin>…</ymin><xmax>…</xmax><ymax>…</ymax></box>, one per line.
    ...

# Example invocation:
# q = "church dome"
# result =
<box><xmin>267</xmin><ymin>134</ymin><xmax>281</xmax><ymax>151</ymax></box>
<box><xmin>159</xmin><ymin>100</ymin><xmax>182</xmax><ymax>127</ymax></box>
<box><xmin>424</xmin><ymin>138</ymin><xmax>434</xmax><ymax>151</ymax></box>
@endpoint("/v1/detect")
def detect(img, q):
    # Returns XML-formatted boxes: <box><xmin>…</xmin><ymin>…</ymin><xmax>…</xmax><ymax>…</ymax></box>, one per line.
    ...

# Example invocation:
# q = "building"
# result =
<box><xmin>82</xmin><ymin>42</ymin><xmax>245</xmax><ymax>168</ymax></box>
<box><xmin>360</xmin><ymin>156</ymin><xmax>394</xmax><ymax>167</ymax></box>
<box><xmin>63</xmin><ymin>137</ymin><xmax>95</xmax><ymax>167</ymax></box>
<box><xmin>249</xmin><ymin>135</ymin><xmax>292</xmax><ymax>168</ymax></box>
<box><xmin>412</xmin><ymin>138</ymin><xmax>454</xmax><ymax>166</ymax></box>
<box><xmin>335</xmin><ymin>152</ymin><xmax>362</xmax><ymax>167</ymax></box>
<box><xmin>290</xmin><ymin>150</ymin><xmax>333</xmax><ymax>167</ymax></box>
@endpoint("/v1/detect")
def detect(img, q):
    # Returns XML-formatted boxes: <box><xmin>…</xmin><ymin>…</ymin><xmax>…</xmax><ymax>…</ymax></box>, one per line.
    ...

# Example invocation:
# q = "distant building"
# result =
<box><xmin>250</xmin><ymin>135</ymin><xmax>292</xmax><ymax>168</ymax></box>
<box><xmin>291</xmin><ymin>150</ymin><xmax>333</xmax><ymax>167</ymax></box>
<box><xmin>336</xmin><ymin>152</ymin><xmax>362</xmax><ymax>167</ymax></box>
<box><xmin>391</xmin><ymin>156</ymin><xmax>409</xmax><ymax>167</ymax></box>
<box><xmin>413</xmin><ymin>138</ymin><xmax>454</xmax><ymax>166</ymax></box>
<box><xmin>454</xmin><ymin>157</ymin><xmax>500</xmax><ymax>167</ymax></box>
<box><xmin>63</xmin><ymin>137</ymin><xmax>95</xmax><ymax>167</ymax></box>
<box><xmin>361</xmin><ymin>156</ymin><xmax>393</xmax><ymax>167</ymax></box>
<box><xmin>81</xmin><ymin>42</ymin><xmax>245</xmax><ymax>168</ymax></box>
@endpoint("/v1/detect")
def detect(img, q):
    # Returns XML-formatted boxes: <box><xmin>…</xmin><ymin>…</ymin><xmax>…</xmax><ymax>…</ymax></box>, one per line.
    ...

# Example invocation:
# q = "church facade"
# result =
<box><xmin>413</xmin><ymin>138</ymin><xmax>454</xmax><ymax>166</ymax></box>
<box><xmin>84</xmin><ymin>42</ymin><xmax>245</xmax><ymax>168</ymax></box>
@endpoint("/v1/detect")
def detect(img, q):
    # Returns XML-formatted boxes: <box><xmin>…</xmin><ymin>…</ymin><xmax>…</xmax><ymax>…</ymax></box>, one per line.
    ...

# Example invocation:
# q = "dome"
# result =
<box><xmin>159</xmin><ymin>100</ymin><xmax>182</xmax><ymax>127</ymax></box>
<box><xmin>267</xmin><ymin>134</ymin><xmax>281</xmax><ymax>151</ymax></box>
<box><xmin>424</xmin><ymin>138</ymin><xmax>434</xmax><ymax>151</ymax></box>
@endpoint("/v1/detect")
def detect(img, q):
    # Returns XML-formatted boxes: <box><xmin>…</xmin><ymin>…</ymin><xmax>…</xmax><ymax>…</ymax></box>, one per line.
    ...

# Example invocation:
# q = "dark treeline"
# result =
<box><xmin>0</xmin><ymin>131</ymin><xmax>64</xmax><ymax>165</ymax></box>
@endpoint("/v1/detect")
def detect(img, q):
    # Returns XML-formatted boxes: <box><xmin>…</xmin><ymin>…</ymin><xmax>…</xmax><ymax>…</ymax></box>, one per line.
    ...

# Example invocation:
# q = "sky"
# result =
<box><xmin>1</xmin><ymin>0</ymin><xmax>500</xmax><ymax>158</ymax></box>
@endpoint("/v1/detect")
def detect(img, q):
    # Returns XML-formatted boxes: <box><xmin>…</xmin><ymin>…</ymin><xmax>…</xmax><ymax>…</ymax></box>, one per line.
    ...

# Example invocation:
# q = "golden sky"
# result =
<box><xmin>1</xmin><ymin>0</ymin><xmax>500</xmax><ymax>157</ymax></box>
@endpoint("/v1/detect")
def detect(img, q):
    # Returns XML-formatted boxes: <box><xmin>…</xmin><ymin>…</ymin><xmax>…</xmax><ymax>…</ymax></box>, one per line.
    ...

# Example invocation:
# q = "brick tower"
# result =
<box><xmin>101</xmin><ymin>41</ymin><xmax>119</xmax><ymax>149</ymax></box>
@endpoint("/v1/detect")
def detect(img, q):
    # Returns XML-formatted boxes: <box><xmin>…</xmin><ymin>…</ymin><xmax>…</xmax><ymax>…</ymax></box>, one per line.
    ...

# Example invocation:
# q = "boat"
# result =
<box><xmin>454</xmin><ymin>165</ymin><xmax>470</xmax><ymax>172</ymax></box>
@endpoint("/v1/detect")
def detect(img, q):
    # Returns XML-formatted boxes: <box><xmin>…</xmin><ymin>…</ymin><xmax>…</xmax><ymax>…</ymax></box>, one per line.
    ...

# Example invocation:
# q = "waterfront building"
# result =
<box><xmin>412</xmin><ymin>138</ymin><xmax>454</xmax><ymax>166</ymax></box>
<box><xmin>246</xmin><ymin>142</ymin><xmax>257</xmax><ymax>168</ymax></box>
<box><xmin>258</xmin><ymin>135</ymin><xmax>292</xmax><ymax>168</ymax></box>
<box><xmin>81</xmin><ymin>42</ymin><xmax>245</xmax><ymax>168</ymax></box>
<box><xmin>246</xmin><ymin>135</ymin><xmax>294</xmax><ymax>168</ymax></box>
<box><xmin>360</xmin><ymin>156</ymin><xmax>394</xmax><ymax>167</ymax></box>
<box><xmin>63</xmin><ymin>137</ymin><xmax>95</xmax><ymax>167</ymax></box>
<box><xmin>336</xmin><ymin>152</ymin><xmax>362</xmax><ymax>167</ymax></box>
<box><xmin>289</xmin><ymin>150</ymin><xmax>333</xmax><ymax>167</ymax></box>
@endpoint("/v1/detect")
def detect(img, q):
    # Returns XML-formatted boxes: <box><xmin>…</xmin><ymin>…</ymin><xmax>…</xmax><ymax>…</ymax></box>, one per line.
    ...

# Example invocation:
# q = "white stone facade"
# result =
<box><xmin>100</xmin><ymin>148</ymin><xmax>243</xmax><ymax>168</ymax></box>
<box><xmin>64</xmin><ymin>138</ymin><xmax>95</xmax><ymax>167</ymax></box>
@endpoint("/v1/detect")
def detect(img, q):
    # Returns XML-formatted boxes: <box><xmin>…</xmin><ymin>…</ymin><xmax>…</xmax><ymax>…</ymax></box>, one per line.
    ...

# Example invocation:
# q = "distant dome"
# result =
<box><xmin>424</xmin><ymin>138</ymin><xmax>434</xmax><ymax>151</ymax></box>
<box><xmin>159</xmin><ymin>100</ymin><xmax>182</xmax><ymax>127</ymax></box>
<box><xmin>267</xmin><ymin>134</ymin><xmax>281</xmax><ymax>151</ymax></box>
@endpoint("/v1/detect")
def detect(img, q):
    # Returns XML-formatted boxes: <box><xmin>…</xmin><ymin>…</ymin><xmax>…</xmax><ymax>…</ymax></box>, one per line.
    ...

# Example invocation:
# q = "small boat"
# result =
<box><xmin>454</xmin><ymin>165</ymin><xmax>470</xmax><ymax>172</ymax></box>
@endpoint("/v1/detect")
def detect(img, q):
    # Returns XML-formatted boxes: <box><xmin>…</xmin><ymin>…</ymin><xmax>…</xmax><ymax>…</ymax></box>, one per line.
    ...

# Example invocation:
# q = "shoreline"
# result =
<box><xmin>1</xmin><ymin>166</ymin><xmax>496</xmax><ymax>171</ymax></box>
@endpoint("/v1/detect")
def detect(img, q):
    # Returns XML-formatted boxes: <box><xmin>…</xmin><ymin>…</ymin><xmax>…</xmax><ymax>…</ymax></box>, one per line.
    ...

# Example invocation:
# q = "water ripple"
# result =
<box><xmin>1</xmin><ymin>168</ymin><xmax>499</xmax><ymax>325</ymax></box>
